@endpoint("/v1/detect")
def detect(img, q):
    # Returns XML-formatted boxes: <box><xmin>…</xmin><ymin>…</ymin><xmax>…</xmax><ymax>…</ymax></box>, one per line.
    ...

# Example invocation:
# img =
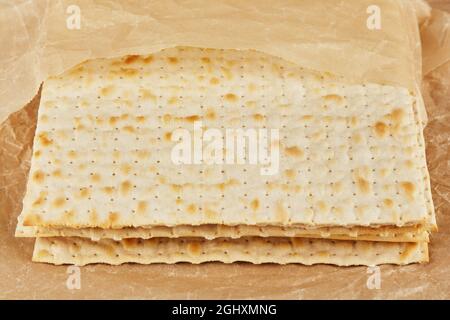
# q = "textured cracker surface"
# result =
<box><xmin>16</xmin><ymin>219</ymin><xmax>428</xmax><ymax>242</ymax></box>
<box><xmin>33</xmin><ymin>236</ymin><xmax>429</xmax><ymax>266</ymax></box>
<box><xmin>18</xmin><ymin>47</ymin><xmax>434</xmax><ymax>229</ymax></box>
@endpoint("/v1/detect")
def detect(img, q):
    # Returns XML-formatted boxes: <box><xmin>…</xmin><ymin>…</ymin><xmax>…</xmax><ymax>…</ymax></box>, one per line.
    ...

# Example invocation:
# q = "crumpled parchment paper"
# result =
<box><xmin>0</xmin><ymin>0</ymin><xmax>449</xmax><ymax>299</ymax></box>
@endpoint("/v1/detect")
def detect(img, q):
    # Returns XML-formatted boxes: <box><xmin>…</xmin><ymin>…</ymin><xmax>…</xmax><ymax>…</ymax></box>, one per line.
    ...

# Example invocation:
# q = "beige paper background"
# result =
<box><xmin>0</xmin><ymin>0</ymin><xmax>423</xmax><ymax>124</ymax></box>
<box><xmin>0</xmin><ymin>0</ymin><xmax>449</xmax><ymax>299</ymax></box>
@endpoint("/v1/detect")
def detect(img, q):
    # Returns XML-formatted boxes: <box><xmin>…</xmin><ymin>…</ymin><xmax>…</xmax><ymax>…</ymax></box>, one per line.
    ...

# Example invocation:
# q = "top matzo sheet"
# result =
<box><xmin>18</xmin><ymin>47</ymin><xmax>433</xmax><ymax>229</ymax></box>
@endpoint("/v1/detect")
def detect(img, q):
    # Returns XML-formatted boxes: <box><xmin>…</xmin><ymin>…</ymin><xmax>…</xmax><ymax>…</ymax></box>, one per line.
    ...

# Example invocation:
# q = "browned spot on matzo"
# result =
<box><xmin>136</xmin><ymin>150</ymin><xmax>150</xmax><ymax>159</ymax></box>
<box><xmin>63</xmin><ymin>210</ymin><xmax>75</xmax><ymax>222</ymax></box>
<box><xmin>185</xmin><ymin>115</ymin><xmax>200</xmax><ymax>123</ymax></box>
<box><xmin>68</xmin><ymin>150</ymin><xmax>77</xmax><ymax>159</ymax></box>
<box><xmin>384</xmin><ymin>198</ymin><xmax>394</xmax><ymax>208</ymax></box>
<box><xmin>209</xmin><ymin>77</ymin><xmax>219</xmax><ymax>85</ymax></box>
<box><xmin>352</xmin><ymin>133</ymin><xmax>362</xmax><ymax>144</ymax></box>
<box><xmin>120</xmin><ymin>163</ymin><xmax>132</xmax><ymax>175</ymax></box>
<box><xmin>38</xmin><ymin>132</ymin><xmax>52</xmax><ymax>146</ymax></box>
<box><xmin>285</xmin><ymin>146</ymin><xmax>303</xmax><ymax>157</ymax></box>
<box><xmin>103</xmin><ymin>186</ymin><xmax>114</xmax><ymax>195</ymax></box>
<box><xmin>168</xmin><ymin>96</ymin><xmax>178</xmax><ymax>105</ymax></box>
<box><xmin>120</xmin><ymin>181</ymin><xmax>132</xmax><ymax>196</ymax></box>
<box><xmin>143</xmin><ymin>55</ymin><xmax>153</xmax><ymax>64</ymax></box>
<box><xmin>220</xmin><ymin>67</ymin><xmax>233</xmax><ymax>79</ymax></box>
<box><xmin>404</xmin><ymin>160</ymin><xmax>415</xmax><ymax>169</ymax></box>
<box><xmin>90</xmin><ymin>173</ymin><xmax>101</xmax><ymax>182</ymax></box>
<box><xmin>205</xmin><ymin>208</ymin><xmax>218</xmax><ymax>219</ymax></box>
<box><xmin>400</xmin><ymin>181</ymin><xmax>416</xmax><ymax>201</ymax></box>
<box><xmin>253</xmin><ymin>114</ymin><xmax>264</xmax><ymax>121</ymax></box>
<box><xmin>69</xmin><ymin>65</ymin><xmax>85</xmax><ymax>75</ymax></box>
<box><xmin>35</xmin><ymin>249</ymin><xmax>51</xmax><ymax>259</ymax></box>
<box><xmin>224</xmin><ymin>93</ymin><xmax>238</xmax><ymax>102</ymax></box>
<box><xmin>139</xmin><ymin>89</ymin><xmax>156</xmax><ymax>102</ymax></box>
<box><xmin>205</xmin><ymin>109</ymin><xmax>216</xmax><ymax>120</ymax></box>
<box><xmin>168</xmin><ymin>57</ymin><xmax>178</xmax><ymax>64</ymax></box>
<box><xmin>399</xmin><ymin>243</ymin><xmax>417</xmax><ymax>261</ymax></box>
<box><xmin>119</xmin><ymin>68</ymin><xmax>138</xmax><ymax>77</ymax></box>
<box><xmin>374</xmin><ymin>121</ymin><xmax>388</xmax><ymax>137</ymax></box>
<box><xmin>32</xmin><ymin>170</ymin><xmax>45</xmax><ymax>183</ymax></box>
<box><xmin>32</xmin><ymin>192</ymin><xmax>47</xmax><ymax>207</ymax></box>
<box><xmin>389</xmin><ymin>108</ymin><xmax>405</xmax><ymax>124</ymax></box>
<box><xmin>52</xmin><ymin>197</ymin><xmax>66</xmax><ymax>208</ymax></box>
<box><xmin>171</xmin><ymin>184</ymin><xmax>183</xmax><ymax>193</ymax></box>
<box><xmin>23</xmin><ymin>214</ymin><xmax>42</xmax><ymax>226</ymax></box>
<box><xmin>284</xmin><ymin>169</ymin><xmax>296</xmax><ymax>179</ymax></box>
<box><xmin>137</xmin><ymin>201</ymin><xmax>147</xmax><ymax>214</ymax></box>
<box><xmin>78</xmin><ymin>188</ymin><xmax>90</xmax><ymax>199</ymax></box>
<box><xmin>323</xmin><ymin>94</ymin><xmax>344</xmax><ymax>103</ymax></box>
<box><xmin>123</xmin><ymin>125</ymin><xmax>135</xmax><ymax>133</ymax></box>
<box><xmin>187</xmin><ymin>242</ymin><xmax>202</xmax><ymax>256</ymax></box>
<box><xmin>317</xmin><ymin>201</ymin><xmax>328</xmax><ymax>213</ymax></box>
<box><xmin>349</xmin><ymin>116</ymin><xmax>358</xmax><ymax>127</ymax></box>
<box><xmin>250</xmin><ymin>199</ymin><xmax>260</xmax><ymax>211</ymax></box>
<box><xmin>331</xmin><ymin>181</ymin><xmax>343</xmax><ymax>193</ymax></box>
<box><xmin>123</xmin><ymin>238</ymin><xmax>139</xmax><ymax>248</ymax></box>
<box><xmin>187</xmin><ymin>204</ymin><xmax>197</xmax><ymax>214</ymax></box>
<box><xmin>109</xmin><ymin>116</ymin><xmax>120</xmax><ymax>126</ymax></box>
<box><xmin>164</xmin><ymin>132</ymin><xmax>172</xmax><ymax>141</ymax></box>
<box><xmin>124</xmin><ymin>55</ymin><xmax>139</xmax><ymax>64</ymax></box>
<box><xmin>356</xmin><ymin>178</ymin><xmax>371</xmax><ymax>194</ymax></box>
<box><xmin>132</xmin><ymin>116</ymin><xmax>145</xmax><ymax>124</ymax></box>
<box><xmin>100</xmin><ymin>85</ymin><xmax>115</xmax><ymax>96</ymax></box>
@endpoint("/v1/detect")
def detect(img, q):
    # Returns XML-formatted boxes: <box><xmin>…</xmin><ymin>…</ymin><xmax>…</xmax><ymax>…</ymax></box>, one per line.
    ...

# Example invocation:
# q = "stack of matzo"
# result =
<box><xmin>15</xmin><ymin>47</ymin><xmax>436</xmax><ymax>266</ymax></box>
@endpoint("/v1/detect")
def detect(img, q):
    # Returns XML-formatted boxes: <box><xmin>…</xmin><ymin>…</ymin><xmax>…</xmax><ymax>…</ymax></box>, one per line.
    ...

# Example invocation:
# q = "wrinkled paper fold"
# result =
<box><xmin>1</xmin><ymin>0</ymin><xmax>450</xmax><ymax>299</ymax></box>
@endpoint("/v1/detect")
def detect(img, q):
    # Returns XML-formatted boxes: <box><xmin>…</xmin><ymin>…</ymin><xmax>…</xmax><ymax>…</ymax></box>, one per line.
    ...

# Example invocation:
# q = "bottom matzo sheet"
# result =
<box><xmin>33</xmin><ymin>237</ymin><xmax>428</xmax><ymax>266</ymax></box>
